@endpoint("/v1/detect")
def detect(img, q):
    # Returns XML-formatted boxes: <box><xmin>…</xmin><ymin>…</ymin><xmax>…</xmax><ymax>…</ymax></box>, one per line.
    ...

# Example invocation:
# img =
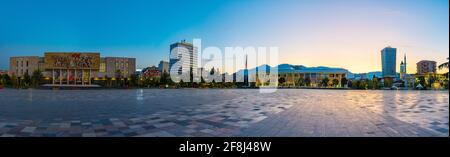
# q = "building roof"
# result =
<box><xmin>236</xmin><ymin>64</ymin><xmax>350</xmax><ymax>74</ymax></box>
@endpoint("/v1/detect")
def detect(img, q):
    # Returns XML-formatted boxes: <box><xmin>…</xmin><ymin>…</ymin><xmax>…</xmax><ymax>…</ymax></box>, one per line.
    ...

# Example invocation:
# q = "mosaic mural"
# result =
<box><xmin>44</xmin><ymin>53</ymin><xmax>100</xmax><ymax>69</ymax></box>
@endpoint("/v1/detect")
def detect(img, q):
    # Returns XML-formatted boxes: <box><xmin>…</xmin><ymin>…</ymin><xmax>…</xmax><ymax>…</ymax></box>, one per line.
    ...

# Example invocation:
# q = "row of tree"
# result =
<box><xmin>1</xmin><ymin>56</ymin><xmax>448</xmax><ymax>89</ymax></box>
<box><xmin>0</xmin><ymin>70</ymin><xmax>46</xmax><ymax>88</ymax></box>
<box><xmin>277</xmin><ymin>77</ymin><xmax>347</xmax><ymax>88</ymax></box>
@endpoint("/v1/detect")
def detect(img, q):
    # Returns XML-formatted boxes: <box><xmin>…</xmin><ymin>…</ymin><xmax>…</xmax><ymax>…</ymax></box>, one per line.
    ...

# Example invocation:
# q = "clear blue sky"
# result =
<box><xmin>1</xmin><ymin>0</ymin><xmax>448</xmax><ymax>73</ymax></box>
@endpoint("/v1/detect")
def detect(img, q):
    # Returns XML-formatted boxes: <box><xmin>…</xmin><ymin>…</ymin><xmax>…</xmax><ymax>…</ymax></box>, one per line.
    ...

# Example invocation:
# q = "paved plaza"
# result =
<box><xmin>0</xmin><ymin>89</ymin><xmax>448</xmax><ymax>137</ymax></box>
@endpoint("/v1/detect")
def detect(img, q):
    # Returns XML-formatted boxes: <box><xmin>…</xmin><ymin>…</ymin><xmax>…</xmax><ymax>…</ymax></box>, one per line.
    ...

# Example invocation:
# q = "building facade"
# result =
<box><xmin>246</xmin><ymin>64</ymin><xmax>349</xmax><ymax>87</ymax></box>
<box><xmin>0</xmin><ymin>70</ymin><xmax>7</xmax><ymax>75</ymax></box>
<box><xmin>142</xmin><ymin>66</ymin><xmax>161</xmax><ymax>78</ymax></box>
<box><xmin>158</xmin><ymin>60</ymin><xmax>169</xmax><ymax>74</ymax></box>
<box><xmin>416</xmin><ymin>60</ymin><xmax>437</xmax><ymax>75</ymax></box>
<box><xmin>9</xmin><ymin>52</ymin><xmax>136</xmax><ymax>86</ymax></box>
<box><xmin>97</xmin><ymin>57</ymin><xmax>136</xmax><ymax>79</ymax></box>
<box><xmin>169</xmin><ymin>40</ymin><xmax>198</xmax><ymax>77</ymax></box>
<box><xmin>9</xmin><ymin>56</ymin><xmax>44</xmax><ymax>77</ymax></box>
<box><xmin>381</xmin><ymin>46</ymin><xmax>397</xmax><ymax>78</ymax></box>
<box><xmin>44</xmin><ymin>52</ymin><xmax>101</xmax><ymax>85</ymax></box>
<box><xmin>277</xmin><ymin>68</ymin><xmax>348</xmax><ymax>87</ymax></box>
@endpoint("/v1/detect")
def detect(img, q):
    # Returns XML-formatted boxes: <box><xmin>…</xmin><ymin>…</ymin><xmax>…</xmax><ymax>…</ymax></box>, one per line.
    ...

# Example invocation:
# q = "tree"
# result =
<box><xmin>332</xmin><ymin>78</ymin><xmax>339</xmax><ymax>87</ymax></box>
<box><xmin>11</xmin><ymin>74</ymin><xmax>18</xmax><ymax>88</ymax></box>
<box><xmin>341</xmin><ymin>77</ymin><xmax>348</xmax><ymax>87</ymax></box>
<box><xmin>129</xmin><ymin>74</ymin><xmax>138</xmax><ymax>87</ymax></box>
<box><xmin>304</xmin><ymin>77</ymin><xmax>311</xmax><ymax>87</ymax></box>
<box><xmin>358</xmin><ymin>79</ymin><xmax>368</xmax><ymax>89</ymax></box>
<box><xmin>347</xmin><ymin>80</ymin><xmax>352</xmax><ymax>88</ymax></box>
<box><xmin>160</xmin><ymin>71</ymin><xmax>172</xmax><ymax>85</ymax></box>
<box><xmin>321</xmin><ymin>77</ymin><xmax>329</xmax><ymax>87</ymax></box>
<box><xmin>23</xmin><ymin>73</ymin><xmax>31</xmax><ymax>88</ymax></box>
<box><xmin>6</xmin><ymin>75</ymin><xmax>10</xmax><ymax>86</ymax></box>
<box><xmin>297</xmin><ymin>77</ymin><xmax>305</xmax><ymax>87</ymax></box>
<box><xmin>31</xmin><ymin>70</ymin><xmax>43</xmax><ymax>88</ymax></box>
<box><xmin>416</xmin><ymin>76</ymin><xmax>426</xmax><ymax>89</ymax></box>
<box><xmin>179</xmin><ymin>79</ymin><xmax>185</xmax><ymax>88</ymax></box>
<box><xmin>372</xmin><ymin>76</ymin><xmax>379</xmax><ymax>89</ymax></box>
<box><xmin>114</xmin><ymin>70</ymin><xmax>124</xmax><ymax>88</ymax></box>
<box><xmin>278</xmin><ymin>77</ymin><xmax>286</xmax><ymax>86</ymax></box>
<box><xmin>0</xmin><ymin>74</ymin><xmax>5</xmax><ymax>86</ymax></box>
<box><xmin>106</xmin><ymin>77</ymin><xmax>112</xmax><ymax>88</ymax></box>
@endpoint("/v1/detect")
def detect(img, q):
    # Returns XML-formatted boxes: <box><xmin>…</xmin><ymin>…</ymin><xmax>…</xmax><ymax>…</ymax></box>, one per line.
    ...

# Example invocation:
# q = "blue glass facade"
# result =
<box><xmin>381</xmin><ymin>47</ymin><xmax>397</xmax><ymax>78</ymax></box>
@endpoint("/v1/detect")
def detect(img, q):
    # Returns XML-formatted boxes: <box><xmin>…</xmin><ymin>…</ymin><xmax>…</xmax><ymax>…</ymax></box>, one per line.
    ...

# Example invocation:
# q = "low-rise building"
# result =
<box><xmin>158</xmin><ymin>60</ymin><xmax>169</xmax><ymax>74</ymax></box>
<box><xmin>417</xmin><ymin>60</ymin><xmax>437</xmax><ymax>75</ymax></box>
<box><xmin>9</xmin><ymin>56</ymin><xmax>44</xmax><ymax>77</ymax></box>
<box><xmin>97</xmin><ymin>57</ymin><xmax>136</xmax><ymax>79</ymax></box>
<box><xmin>142</xmin><ymin>66</ymin><xmax>161</xmax><ymax>78</ymax></box>
<box><xmin>242</xmin><ymin>64</ymin><xmax>349</xmax><ymax>87</ymax></box>
<box><xmin>9</xmin><ymin>52</ymin><xmax>136</xmax><ymax>86</ymax></box>
<box><xmin>0</xmin><ymin>70</ymin><xmax>7</xmax><ymax>75</ymax></box>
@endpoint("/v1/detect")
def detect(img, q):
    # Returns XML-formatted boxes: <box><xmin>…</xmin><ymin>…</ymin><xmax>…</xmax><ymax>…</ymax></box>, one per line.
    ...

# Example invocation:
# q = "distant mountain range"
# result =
<box><xmin>235</xmin><ymin>63</ymin><xmax>350</xmax><ymax>75</ymax></box>
<box><xmin>233</xmin><ymin>64</ymin><xmax>399</xmax><ymax>80</ymax></box>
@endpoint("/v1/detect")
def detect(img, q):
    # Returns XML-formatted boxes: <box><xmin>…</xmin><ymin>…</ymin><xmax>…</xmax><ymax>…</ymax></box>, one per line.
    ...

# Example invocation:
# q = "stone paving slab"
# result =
<box><xmin>0</xmin><ymin>89</ymin><xmax>448</xmax><ymax>137</ymax></box>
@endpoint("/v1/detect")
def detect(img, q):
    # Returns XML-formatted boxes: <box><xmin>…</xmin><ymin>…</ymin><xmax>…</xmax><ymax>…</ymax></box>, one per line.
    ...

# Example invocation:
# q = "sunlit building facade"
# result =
<box><xmin>247</xmin><ymin>64</ymin><xmax>350</xmax><ymax>87</ymax></box>
<box><xmin>416</xmin><ymin>60</ymin><xmax>437</xmax><ymax>75</ymax></box>
<box><xmin>9</xmin><ymin>53</ymin><xmax>136</xmax><ymax>86</ymax></box>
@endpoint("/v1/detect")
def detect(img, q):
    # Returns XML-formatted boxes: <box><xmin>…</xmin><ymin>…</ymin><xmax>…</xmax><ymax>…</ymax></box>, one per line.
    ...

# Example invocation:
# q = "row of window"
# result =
<box><xmin>278</xmin><ymin>73</ymin><xmax>345</xmax><ymax>78</ymax></box>
<box><xmin>16</xmin><ymin>60</ymin><xmax>29</xmax><ymax>67</ymax></box>
<box><xmin>15</xmin><ymin>69</ymin><xmax>29</xmax><ymax>76</ymax></box>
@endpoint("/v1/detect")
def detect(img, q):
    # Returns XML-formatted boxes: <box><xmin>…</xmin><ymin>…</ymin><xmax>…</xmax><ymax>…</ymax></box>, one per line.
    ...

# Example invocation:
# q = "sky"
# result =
<box><xmin>0</xmin><ymin>0</ymin><xmax>448</xmax><ymax>73</ymax></box>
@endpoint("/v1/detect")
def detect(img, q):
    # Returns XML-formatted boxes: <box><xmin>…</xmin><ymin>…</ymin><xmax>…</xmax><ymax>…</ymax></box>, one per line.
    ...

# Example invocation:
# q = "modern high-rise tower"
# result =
<box><xmin>169</xmin><ymin>40</ymin><xmax>198</xmax><ymax>77</ymax></box>
<box><xmin>381</xmin><ymin>46</ymin><xmax>397</xmax><ymax>78</ymax></box>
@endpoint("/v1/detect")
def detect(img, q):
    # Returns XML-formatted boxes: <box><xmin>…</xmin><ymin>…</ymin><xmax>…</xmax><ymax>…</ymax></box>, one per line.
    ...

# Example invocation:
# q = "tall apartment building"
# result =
<box><xmin>169</xmin><ymin>40</ymin><xmax>198</xmax><ymax>76</ymax></box>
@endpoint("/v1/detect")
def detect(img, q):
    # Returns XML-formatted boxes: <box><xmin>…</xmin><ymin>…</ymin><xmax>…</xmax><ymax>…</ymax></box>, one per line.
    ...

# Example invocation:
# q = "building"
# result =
<box><xmin>9</xmin><ymin>52</ymin><xmax>136</xmax><ymax>86</ymax></box>
<box><xmin>242</xmin><ymin>64</ymin><xmax>349</xmax><ymax>87</ymax></box>
<box><xmin>0</xmin><ymin>70</ymin><xmax>7</xmax><ymax>75</ymax></box>
<box><xmin>98</xmin><ymin>57</ymin><xmax>136</xmax><ymax>79</ymax></box>
<box><xmin>142</xmin><ymin>66</ymin><xmax>161</xmax><ymax>78</ymax></box>
<box><xmin>400</xmin><ymin>54</ymin><xmax>407</xmax><ymax>80</ymax></box>
<box><xmin>169</xmin><ymin>40</ymin><xmax>198</xmax><ymax>77</ymax></box>
<box><xmin>158</xmin><ymin>60</ymin><xmax>169</xmax><ymax>74</ymax></box>
<box><xmin>381</xmin><ymin>46</ymin><xmax>397</xmax><ymax>78</ymax></box>
<box><xmin>416</xmin><ymin>60</ymin><xmax>436</xmax><ymax>75</ymax></box>
<box><xmin>9</xmin><ymin>56</ymin><xmax>45</xmax><ymax>77</ymax></box>
<box><xmin>278</xmin><ymin>66</ymin><xmax>349</xmax><ymax>87</ymax></box>
<box><xmin>44</xmin><ymin>52</ymin><xmax>101</xmax><ymax>85</ymax></box>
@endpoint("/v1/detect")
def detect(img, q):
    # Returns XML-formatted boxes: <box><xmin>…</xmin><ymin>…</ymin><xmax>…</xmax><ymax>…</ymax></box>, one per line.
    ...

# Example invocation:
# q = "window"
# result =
<box><xmin>100</xmin><ymin>63</ymin><xmax>106</xmax><ymax>72</ymax></box>
<box><xmin>26</xmin><ymin>61</ymin><xmax>29</xmax><ymax>67</ymax></box>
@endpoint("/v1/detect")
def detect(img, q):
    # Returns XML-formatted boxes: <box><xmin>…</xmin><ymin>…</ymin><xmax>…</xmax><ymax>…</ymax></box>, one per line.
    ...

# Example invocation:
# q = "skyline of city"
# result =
<box><xmin>0</xmin><ymin>0</ymin><xmax>449</xmax><ymax>74</ymax></box>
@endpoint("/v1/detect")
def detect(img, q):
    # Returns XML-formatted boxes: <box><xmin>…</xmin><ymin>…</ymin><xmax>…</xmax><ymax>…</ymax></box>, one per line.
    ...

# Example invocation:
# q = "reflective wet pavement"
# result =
<box><xmin>0</xmin><ymin>89</ymin><xmax>448</xmax><ymax>137</ymax></box>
